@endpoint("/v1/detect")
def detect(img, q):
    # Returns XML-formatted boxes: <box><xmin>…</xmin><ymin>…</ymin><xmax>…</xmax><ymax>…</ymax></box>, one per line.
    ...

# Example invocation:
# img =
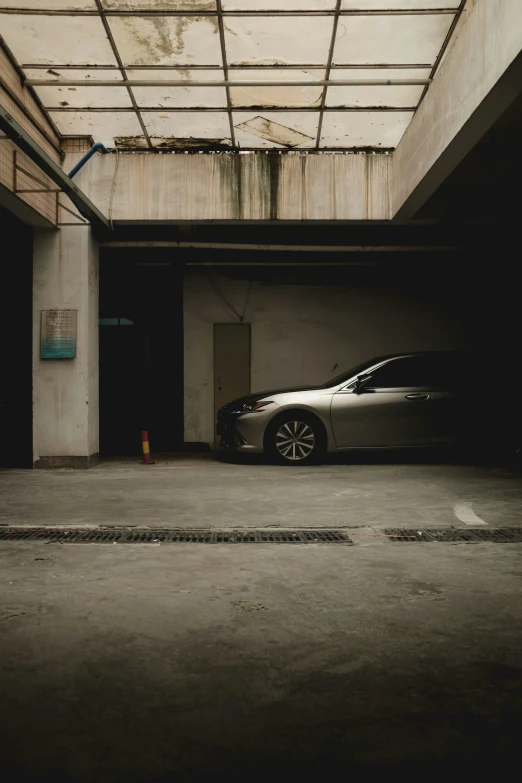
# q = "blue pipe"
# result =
<box><xmin>68</xmin><ymin>142</ymin><xmax>108</xmax><ymax>179</ymax></box>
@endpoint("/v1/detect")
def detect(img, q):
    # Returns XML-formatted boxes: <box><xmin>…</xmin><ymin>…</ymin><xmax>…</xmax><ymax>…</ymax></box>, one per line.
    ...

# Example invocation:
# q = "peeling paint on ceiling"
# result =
<box><xmin>103</xmin><ymin>1</ymin><xmax>215</xmax><ymax>10</ymax></box>
<box><xmin>114</xmin><ymin>134</ymin><xmax>232</xmax><ymax>149</ymax></box>
<box><xmin>234</xmin><ymin>116</ymin><xmax>313</xmax><ymax>148</ymax></box>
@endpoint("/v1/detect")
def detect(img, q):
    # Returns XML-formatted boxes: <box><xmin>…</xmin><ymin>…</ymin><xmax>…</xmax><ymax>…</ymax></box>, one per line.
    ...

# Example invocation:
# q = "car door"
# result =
<box><xmin>427</xmin><ymin>354</ymin><xmax>467</xmax><ymax>444</ymax></box>
<box><xmin>331</xmin><ymin>356</ymin><xmax>438</xmax><ymax>448</ymax></box>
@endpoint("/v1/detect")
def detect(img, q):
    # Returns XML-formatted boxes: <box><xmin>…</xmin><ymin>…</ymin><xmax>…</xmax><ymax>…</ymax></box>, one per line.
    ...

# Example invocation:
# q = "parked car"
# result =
<box><xmin>216</xmin><ymin>351</ymin><xmax>499</xmax><ymax>465</ymax></box>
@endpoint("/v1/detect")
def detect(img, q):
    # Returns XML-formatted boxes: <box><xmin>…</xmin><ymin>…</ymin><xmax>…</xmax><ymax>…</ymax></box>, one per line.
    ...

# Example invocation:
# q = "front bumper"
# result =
<box><xmin>217</xmin><ymin>405</ymin><xmax>278</xmax><ymax>453</ymax></box>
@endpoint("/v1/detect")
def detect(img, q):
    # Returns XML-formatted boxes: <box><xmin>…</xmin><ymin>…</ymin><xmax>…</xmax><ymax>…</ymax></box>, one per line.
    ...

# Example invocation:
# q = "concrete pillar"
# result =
<box><xmin>33</xmin><ymin>226</ymin><xmax>99</xmax><ymax>468</ymax></box>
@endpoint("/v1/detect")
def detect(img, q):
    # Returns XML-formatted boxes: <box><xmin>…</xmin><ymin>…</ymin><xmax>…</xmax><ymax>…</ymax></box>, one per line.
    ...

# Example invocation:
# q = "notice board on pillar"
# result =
<box><xmin>40</xmin><ymin>310</ymin><xmax>77</xmax><ymax>359</ymax></box>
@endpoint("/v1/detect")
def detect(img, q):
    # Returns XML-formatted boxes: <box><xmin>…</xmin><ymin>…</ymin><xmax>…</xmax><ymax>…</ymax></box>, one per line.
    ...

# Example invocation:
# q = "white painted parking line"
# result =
<box><xmin>453</xmin><ymin>502</ymin><xmax>487</xmax><ymax>526</ymax></box>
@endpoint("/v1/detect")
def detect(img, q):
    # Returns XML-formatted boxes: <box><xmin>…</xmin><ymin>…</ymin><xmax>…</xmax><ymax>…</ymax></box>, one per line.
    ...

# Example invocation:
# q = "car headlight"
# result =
<box><xmin>232</xmin><ymin>401</ymin><xmax>273</xmax><ymax>414</ymax></box>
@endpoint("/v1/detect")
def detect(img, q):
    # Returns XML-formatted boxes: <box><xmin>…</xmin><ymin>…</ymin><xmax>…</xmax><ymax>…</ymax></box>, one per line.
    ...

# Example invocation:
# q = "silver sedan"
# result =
<box><xmin>216</xmin><ymin>352</ymin><xmax>469</xmax><ymax>464</ymax></box>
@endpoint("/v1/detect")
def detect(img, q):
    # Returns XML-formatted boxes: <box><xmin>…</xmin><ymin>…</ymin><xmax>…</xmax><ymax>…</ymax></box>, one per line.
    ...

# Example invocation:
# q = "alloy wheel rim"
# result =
<box><xmin>276</xmin><ymin>421</ymin><xmax>315</xmax><ymax>461</ymax></box>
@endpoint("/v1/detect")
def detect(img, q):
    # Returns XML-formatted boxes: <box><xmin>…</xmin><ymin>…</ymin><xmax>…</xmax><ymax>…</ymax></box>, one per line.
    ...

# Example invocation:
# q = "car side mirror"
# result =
<box><xmin>354</xmin><ymin>374</ymin><xmax>373</xmax><ymax>394</ymax></box>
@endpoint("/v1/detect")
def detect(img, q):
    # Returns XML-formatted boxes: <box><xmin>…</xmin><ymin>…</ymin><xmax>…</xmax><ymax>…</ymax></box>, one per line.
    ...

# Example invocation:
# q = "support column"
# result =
<box><xmin>33</xmin><ymin>226</ymin><xmax>99</xmax><ymax>468</ymax></box>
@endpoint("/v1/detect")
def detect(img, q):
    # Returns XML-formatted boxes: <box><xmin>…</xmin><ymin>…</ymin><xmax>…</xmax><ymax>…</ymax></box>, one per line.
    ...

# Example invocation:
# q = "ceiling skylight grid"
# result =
<box><xmin>0</xmin><ymin>1</ymin><xmax>465</xmax><ymax>150</ymax></box>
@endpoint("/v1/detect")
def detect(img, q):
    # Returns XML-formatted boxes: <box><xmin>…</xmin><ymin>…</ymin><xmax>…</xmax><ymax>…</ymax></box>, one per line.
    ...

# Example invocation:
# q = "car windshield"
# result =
<box><xmin>318</xmin><ymin>356</ymin><xmax>391</xmax><ymax>389</ymax></box>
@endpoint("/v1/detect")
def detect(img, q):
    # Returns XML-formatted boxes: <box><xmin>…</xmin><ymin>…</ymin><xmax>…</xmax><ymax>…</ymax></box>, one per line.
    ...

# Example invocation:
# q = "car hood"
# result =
<box><xmin>224</xmin><ymin>386</ymin><xmax>318</xmax><ymax>408</ymax></box>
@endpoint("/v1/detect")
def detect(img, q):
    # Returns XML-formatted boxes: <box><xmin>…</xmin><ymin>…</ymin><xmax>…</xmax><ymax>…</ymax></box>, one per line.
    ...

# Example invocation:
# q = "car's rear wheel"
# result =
<box><xmin>265</xmin><ymin>413</ymin><xmax>325</xmax><ymax>465</ymax></box>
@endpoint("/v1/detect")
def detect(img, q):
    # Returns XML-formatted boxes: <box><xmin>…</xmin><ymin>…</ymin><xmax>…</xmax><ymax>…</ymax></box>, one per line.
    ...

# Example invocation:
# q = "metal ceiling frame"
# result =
<box><xmin>315</xmin><ymin>0</ymin><xmax>341</xmax><ymax>148</ymax></box>
<box><xmin>216</xmin><ymin>0</ymin><xmax>235</xmax><ymax>147</ymax></box>
<box><xmin>27</xmin><ymin>79</ymin><xmax>430</xmax><ymax>86</ymax></box>
<box><xmin>0</xmin><ymin>3</ymin><xmax>466</xmax><ymax>150</ymax></box>
<box><xmin>44</xmin><ymin>107</ymin><xmax>418</xmax><ymax>113</ymax></box>
<box><xmin>0</xmin><ymin>8</ymin><xmax>462</xmax><ymax>18</ymax></box>
<box><xmin>93</xmin><ymin>0</ymin><xmax>151</xmax><ymax>148</ymax></box>
<box><xmin>21</xmin><ymin>63</ymin><xmax>434</xmax><ymax>70</ymax></box>
<box><xmin>417</xmin><ymin>0</ymin><xmax>466</xmax><ymax>108</ymax></box>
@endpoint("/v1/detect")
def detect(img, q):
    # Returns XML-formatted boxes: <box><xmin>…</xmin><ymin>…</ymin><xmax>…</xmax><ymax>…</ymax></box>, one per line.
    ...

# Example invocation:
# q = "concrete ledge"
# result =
<box><xmin>67</xmin><ymin>151</ymin><xmax>392</xmax><ymax>222</ymax></box>
<box><xmin>34</xmin><ymin>453</ymin><xmax>100</xmax><ymax>469</ymax></box>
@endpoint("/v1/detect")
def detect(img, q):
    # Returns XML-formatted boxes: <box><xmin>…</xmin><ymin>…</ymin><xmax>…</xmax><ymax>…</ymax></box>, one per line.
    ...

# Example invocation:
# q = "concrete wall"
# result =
<box><xmin>184</xmin><ymin>269</ymin><xmax>467</xmax><ymax>446</ymax></box>
<box><xmin>392</xmin><ymin>0</ymin><xmax>522</xmax><ymax>218</ymax></box>
<box><xmin>33</xmin><ymin>226</ymin><xmax>99</xmax><ymax>467</ymax></box>
<box><xmin>65</xmin><ymin>151</ymin><xmax>392</xmax><ymax>222</ymax></box>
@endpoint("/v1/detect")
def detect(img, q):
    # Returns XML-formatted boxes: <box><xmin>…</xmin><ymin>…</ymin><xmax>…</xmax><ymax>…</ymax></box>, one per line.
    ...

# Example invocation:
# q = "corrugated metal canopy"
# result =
<box><xmin>0</xmin><ymin>1</ymin><xmax>464</xmax><ymax>150</ymax></box>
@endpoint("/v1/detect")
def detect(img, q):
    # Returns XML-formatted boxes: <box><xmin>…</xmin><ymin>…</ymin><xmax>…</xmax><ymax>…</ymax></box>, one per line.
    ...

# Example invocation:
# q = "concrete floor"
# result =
<box><xmin>1</xmin><ymin>539</ymin><xmax>521</xmax><ymax>780</ymax></box>
<box><xmin>1</xmin><ymin>455</ymin><xmax>521</xmax><ymax>779</ymax></box>
<box><xmin>1</xmin><ymin>453</ymin><xmax>522</xmax><ymax>529</ymax></box>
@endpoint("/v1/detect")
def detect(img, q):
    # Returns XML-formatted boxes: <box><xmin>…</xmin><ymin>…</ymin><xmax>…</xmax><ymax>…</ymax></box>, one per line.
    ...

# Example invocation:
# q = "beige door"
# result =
<box><xmin>214</xmin><ymin>324</ymin><xmax>251</xmax><ymax>437</ymax></box>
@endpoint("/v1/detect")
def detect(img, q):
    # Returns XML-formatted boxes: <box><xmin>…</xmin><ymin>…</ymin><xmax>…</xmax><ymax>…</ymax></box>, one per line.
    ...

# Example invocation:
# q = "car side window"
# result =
<box><xmin>434</xmin><ymin>355</ymin><xmax>467</xmax><ymax>389</ymax></box>
<box><xmin>368</xmin><ymin>357</ymin><xmax>437</xmax><ymax>389</ymax></box>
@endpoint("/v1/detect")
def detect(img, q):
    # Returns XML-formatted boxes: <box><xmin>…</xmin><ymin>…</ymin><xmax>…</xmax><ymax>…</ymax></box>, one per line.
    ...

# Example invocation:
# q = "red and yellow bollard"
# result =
<box><xmin>141</xmin><ymin>431</ymin><xmax>155</xmax><ymax>465</ymax></box>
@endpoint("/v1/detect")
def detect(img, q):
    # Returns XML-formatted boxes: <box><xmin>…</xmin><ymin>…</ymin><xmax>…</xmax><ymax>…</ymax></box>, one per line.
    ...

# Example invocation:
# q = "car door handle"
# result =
<box><xmin>405</xmin><ymin>393</ymin><xmax>430</xmax><ymax>401</ymax></box>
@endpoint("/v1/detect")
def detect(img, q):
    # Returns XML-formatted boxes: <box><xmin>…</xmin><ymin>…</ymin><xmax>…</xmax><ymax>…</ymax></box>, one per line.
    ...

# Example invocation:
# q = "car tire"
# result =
<box><xmin>265</xmin><ymin>412</ymin><xmax>326</xmax><ymax>466</ymax></box>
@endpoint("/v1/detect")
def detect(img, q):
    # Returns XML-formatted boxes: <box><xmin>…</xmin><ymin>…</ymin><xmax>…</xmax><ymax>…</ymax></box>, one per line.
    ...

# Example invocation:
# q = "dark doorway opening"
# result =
<box><xmin>0</xmin><ymin>206</ymin><xmax>33</xmax><ymax>468</ymax></box>
<box><xmin>99</xmin><ymin>255</ymin><xmax>184</xmax><ymax>456</ymax></box>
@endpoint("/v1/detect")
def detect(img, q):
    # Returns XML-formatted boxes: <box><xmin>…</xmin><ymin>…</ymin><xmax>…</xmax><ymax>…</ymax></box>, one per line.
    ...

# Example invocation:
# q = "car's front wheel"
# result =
<box><xmin>265</xmin><ymin>413</ymin><xmax>325</xmax><ymax>465</ymax></box>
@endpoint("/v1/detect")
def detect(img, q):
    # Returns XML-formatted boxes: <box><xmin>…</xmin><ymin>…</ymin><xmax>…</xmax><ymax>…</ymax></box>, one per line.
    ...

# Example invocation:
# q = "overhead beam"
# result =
<box><xmin>0</xmin><ymin>8</ymin><xmax>460</xmax><ymax>16</ymax></box>
<box><xmin>100</xmin><ymin>242</ymin><xmax>462</xmax><ymax>253</ymax></box>
<box><xmin>392</xmin><ymin>0</ymin><xmax>522</xmax><ymax>220</ymax></box>
<box><xmin>0</xmin><ymin>103</ymin><xmax>110</xmax><ymax>232</ymax></box>
<box><xmin>21</xmin><ymin>64</ymin><xmax>434</xmax><ymax>70</ymax></box>
<box><xmin>26</xmin><ymin>79</ymin><xmax>431</xmax><ymax>88</ymax></box>
<box><xmin>45</xmin><ymin>106</ymin><xmax>417</xmax><ymax>114</ymax></box>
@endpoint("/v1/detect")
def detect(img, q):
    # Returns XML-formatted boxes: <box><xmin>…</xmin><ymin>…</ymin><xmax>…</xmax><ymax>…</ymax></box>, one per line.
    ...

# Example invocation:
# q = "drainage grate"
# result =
<box><xmin>0</xmin><ymin>528</ymin><xmax>353</xmax><ymax>545</ymax></box>
<box><xmin>384</xmin><ymin>527</ymin><xmax>522</xmax><ymax>543</ymax></box>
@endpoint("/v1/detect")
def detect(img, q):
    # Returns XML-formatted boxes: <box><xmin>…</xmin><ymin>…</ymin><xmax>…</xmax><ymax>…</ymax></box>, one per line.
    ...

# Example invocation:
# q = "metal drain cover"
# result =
<box><xmin>384</xmin><ymin>527</ymin><xmax>522</xmax><ymax>543</ymax></box>
<box><xmin>0</xmin><ymin>528</ymin><xmax>353</xmax><ymax>545</ymax></box>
